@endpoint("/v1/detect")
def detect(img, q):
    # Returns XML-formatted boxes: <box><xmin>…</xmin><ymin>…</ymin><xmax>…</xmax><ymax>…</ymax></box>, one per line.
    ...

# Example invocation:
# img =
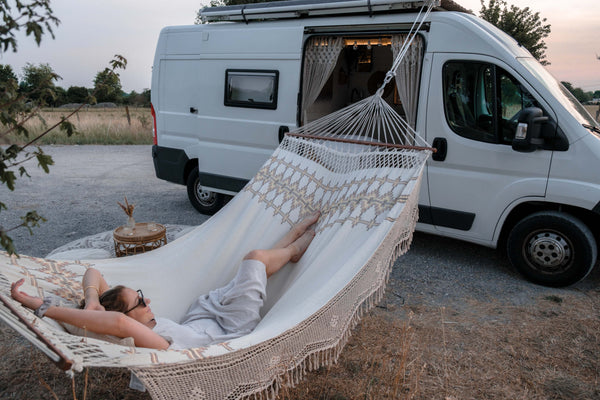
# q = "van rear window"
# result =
<box><xmin>225</xmin><ymin>69</ymin><xmax>279</xmax><ymax>110</ymax></box>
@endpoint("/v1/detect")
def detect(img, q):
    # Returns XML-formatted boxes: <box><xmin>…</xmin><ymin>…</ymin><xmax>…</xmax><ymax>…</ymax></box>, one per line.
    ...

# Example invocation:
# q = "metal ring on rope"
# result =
<box><xmin>376</xmin><ymin>71</ymin><xmax>396</xmax><ymax>97</ymax></box>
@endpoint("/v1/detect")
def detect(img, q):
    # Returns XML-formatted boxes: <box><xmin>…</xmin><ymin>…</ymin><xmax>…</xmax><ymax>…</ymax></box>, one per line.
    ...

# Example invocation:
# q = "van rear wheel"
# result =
<box><xmin>187</xmin><ymin>168</ymin><xmax>225</xmax><ymax>215</ymax></box>
<box><xmin>507</xmin><ymin>211</ymin><xmax>597</xmax><ymax>287</ymax></box>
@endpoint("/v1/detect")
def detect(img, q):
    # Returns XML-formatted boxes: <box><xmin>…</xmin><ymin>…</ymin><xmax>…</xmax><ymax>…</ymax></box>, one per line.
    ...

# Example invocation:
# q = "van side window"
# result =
<box><xmin>224</xmin><ymin>69</ymin><xmax>279</xmax><ymax>110</ymax></box>
<box><xmin>498</xmin><ymin>70</ymin><xmax>538</xmax><ymax>143</ymax></box>
<box><xmin>443</xmin><ymin>61</ymin><xmax>542</xmax><ymax>144</ymax></box>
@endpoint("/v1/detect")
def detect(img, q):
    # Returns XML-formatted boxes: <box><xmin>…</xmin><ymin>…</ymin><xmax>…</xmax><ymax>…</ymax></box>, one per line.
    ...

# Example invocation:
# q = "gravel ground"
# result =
<box><xmin>3</xmin><ymin>145</ymin><xmax>209</xmax><ymax>258</ymax></box>
<box><xmin>3</xmin><ymin>144</ymin><xmax>599</xmax><ymax>310</ymax></box>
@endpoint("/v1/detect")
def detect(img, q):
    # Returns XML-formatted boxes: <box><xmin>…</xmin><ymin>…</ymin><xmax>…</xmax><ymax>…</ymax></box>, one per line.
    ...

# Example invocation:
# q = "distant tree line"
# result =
<box><xmin>0</xmin><ymin>62</ymin><xmax>150</xmax><ymax>108</ymax></box>
<box><xmin>561</xmin><ymin>82</ymin><xmax>600</xmax><ymax>104</ymax></box>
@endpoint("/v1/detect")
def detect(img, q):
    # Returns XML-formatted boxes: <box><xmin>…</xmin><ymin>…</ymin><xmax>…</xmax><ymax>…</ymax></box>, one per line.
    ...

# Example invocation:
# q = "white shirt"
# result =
<box><xmin>153</xmin><ymin>259</ymin><xmax>267</xmax><ymax>350</ymax></box>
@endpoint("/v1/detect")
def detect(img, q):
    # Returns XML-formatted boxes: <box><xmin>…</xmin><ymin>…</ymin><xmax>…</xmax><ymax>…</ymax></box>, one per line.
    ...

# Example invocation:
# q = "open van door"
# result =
<box><xmin>420</xmin><ymin>53</ymin><xmax>555</xmax><ymax>245</ymax></box>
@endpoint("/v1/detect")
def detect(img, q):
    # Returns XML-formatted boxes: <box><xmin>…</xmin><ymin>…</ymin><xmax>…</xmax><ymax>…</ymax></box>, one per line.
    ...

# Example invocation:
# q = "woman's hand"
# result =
<box><xmin>84</xmin><ymin>299</ymin><xmax>105</xmax><ymax>311</ymax></box>
<box><xmin>10</xmin><ymin>279</ymin><xmax>43</xmax><ymax>311</ymax></box>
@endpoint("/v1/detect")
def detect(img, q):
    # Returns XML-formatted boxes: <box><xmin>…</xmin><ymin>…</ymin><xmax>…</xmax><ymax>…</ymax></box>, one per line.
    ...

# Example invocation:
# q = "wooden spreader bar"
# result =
<box><xmin>286</xmin><ymin>133</ymin><xmax>437</xmax><ymax>153</ymax></box>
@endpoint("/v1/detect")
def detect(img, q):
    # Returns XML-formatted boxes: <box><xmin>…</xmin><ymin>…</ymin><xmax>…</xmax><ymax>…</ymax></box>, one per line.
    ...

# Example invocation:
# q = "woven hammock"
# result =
<box><xmin>0</xmin><ymin>3</ymin><xmax>434</xmax><ymax>399</ymax></box>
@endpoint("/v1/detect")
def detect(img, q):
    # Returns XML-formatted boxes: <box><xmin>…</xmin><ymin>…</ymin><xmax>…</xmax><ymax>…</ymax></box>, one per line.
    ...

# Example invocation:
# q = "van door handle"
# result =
<box><xmin>190</xmin><ymin>107</ymin><xmax>198</xmax><ymax>114</ymax></box>
<box><xmin>432</xmin><ymin>137</ymin><xmax>447</xmax><ymax>161</ymax></box>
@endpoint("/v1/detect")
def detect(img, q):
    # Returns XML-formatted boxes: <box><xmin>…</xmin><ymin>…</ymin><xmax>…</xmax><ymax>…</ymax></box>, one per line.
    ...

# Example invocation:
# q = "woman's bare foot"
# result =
<box><xmin>273</xmin><ymin>211</ymin><xmax>320</xmax><ymax>249</ymax></box>
<box><xmin>290</xmin><ymin>229</ymin><xmax>316</xmax><ymax>263</ymax></box>
<box><xmin>298</xmin><ymin>211</ymin><xmax>320</xmax><ymax>230</ymax></box>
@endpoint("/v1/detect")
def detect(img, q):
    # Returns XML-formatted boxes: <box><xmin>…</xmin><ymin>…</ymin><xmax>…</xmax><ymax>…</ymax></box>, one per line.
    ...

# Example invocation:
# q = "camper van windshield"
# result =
<box><xmin>519</xmin><ymin>57</ymin><xmax>599</xmax><ymax>128</ymax></box>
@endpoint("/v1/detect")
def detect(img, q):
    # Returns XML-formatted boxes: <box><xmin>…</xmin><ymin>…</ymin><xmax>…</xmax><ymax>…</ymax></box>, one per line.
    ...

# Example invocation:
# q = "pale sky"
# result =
<box><xmin>0</xmin><ymin>0</ymin><xmax>598</xmax><ymax>93</ymax></box>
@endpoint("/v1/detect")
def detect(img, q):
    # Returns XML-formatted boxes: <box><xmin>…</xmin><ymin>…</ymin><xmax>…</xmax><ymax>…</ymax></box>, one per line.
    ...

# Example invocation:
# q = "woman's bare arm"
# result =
<box><xmin>81</xmin><ymin>268</ymin><xmax>110</xmax><ymax>310</ymax></box>
<box><xmin>44</xmin><ymin>307</ymin><xmax>170</xmax><ymax>350</ymax></box>
<box><xmin>10</xmin><ymin>279</ymin><xmax>169</xmax><ymax>350</ymax></box>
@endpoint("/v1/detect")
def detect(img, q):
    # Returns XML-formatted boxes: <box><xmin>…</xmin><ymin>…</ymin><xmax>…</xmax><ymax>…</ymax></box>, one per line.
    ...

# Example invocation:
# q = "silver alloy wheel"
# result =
<box><xmin>524</xmin><ymin>229</ymin><xmax>572</xmax><ymax>274</ymax></box>
<box><xmin>507</xmin><ymin>211</ymin><xmax>596</xmax><ymax>287</ymax></box>
<box><xmin>194</xmin><ymin>182</ymin><xmax>217</xmax><ymax>207</ymax></box>
<box><xmin>187</xmin><ymin>167</ymin><xmax>226</xmax><ymax>215</ymax></box>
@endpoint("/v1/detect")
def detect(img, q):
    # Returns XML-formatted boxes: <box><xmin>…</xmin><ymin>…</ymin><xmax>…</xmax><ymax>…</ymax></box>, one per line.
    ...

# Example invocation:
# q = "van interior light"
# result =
<box><xmin>313</xmin><ymin>39</ymin><xmax>331</xmax><ymax>47</ymax></box>
<box><xmin>344</xmin><ymin>37</ymin><xmax>391</xmax><ymax>47</ymax></box>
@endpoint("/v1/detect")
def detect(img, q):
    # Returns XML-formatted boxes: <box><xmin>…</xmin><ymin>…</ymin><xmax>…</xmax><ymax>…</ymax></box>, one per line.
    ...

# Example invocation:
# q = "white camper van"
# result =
<box><xmin>150</xmin><ymin>0</ymin><xmax>600</xmax><ymax>287</ymax></box>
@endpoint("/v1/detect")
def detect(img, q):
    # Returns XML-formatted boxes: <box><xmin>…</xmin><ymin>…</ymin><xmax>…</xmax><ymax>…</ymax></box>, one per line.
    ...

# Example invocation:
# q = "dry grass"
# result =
<box><xmin>277</xmin><ymin>314</ymin><xmax>422</xmax><ymax>400</ymax></box>
<box><xmin>276</xmin><ymin>289</ymin><xmax>600</xmax><ymax>400</ymax></box>
<box><xmin>2</xmin><ymin>288</ymin><xmax>598</xmax><ymax>400</ymax></box>
<box><xmin>2</xmin><ymin>104</ymin><xmax>596</xmax><ymax>148</ymax></box>
<box><xmin>274</xmin><ymin>291</ymin><xmax>600</xmax><ymax>400</ymax></box>
<box><xmin>407</xmin><ymin>295</ymin><xmax>600</xmax><ymax>400</ymax></box>
<box><xmin>1</xmin><ymin>107</ymin><xmax>153</xmax><ymax>145</ymax></box>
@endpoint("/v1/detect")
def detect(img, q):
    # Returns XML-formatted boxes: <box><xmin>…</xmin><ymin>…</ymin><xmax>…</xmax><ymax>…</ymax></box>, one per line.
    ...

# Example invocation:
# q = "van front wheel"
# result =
<box><xmin>187</xmin><ymin>168</ymin><xmax>225</xmax><ymax>215</ymax></box>
<box><xmin>507</xmin><ymin>211</ymin><xmax>597</xmax><ymax>287</ymax></box>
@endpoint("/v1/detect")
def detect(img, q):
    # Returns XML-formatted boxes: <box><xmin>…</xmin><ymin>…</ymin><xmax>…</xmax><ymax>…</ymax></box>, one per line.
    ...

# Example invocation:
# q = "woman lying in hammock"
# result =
<box><xmin>10</xmin><ymin>212</ymin><xmax>320</xmax><ymax>351</ymax></box>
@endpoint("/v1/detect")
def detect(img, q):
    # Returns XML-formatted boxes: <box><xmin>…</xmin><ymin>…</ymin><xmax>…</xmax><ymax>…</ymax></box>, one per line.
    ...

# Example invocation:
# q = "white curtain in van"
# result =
<box><xmin>302</xmin><ymin>36</ymin><xmax>344</xmax><ymax>123</ymax></box>
<box><xmin>391</xmin><ymin>34</ymin><xmax>424</xmax><ymax>130</ymax></box>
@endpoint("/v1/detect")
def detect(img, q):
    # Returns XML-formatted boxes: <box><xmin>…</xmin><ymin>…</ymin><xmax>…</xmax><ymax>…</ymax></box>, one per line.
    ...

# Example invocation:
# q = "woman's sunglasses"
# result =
<box><xmin>124</xmin><ymin>289</ymin><xmax>146</xmax><ymax>314</ymax></box>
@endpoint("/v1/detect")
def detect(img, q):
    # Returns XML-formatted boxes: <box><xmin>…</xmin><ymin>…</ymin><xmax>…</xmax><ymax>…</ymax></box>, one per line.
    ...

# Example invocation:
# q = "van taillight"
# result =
<box><xmin>151</xmin><ymin>103</ymin><xmax>157</xmax><ymax>145</ymax></box>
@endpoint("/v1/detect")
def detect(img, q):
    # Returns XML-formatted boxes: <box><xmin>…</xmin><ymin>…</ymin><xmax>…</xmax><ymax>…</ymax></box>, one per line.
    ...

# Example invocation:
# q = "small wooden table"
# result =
<box><xmin>113</xmin><ymin>222</ymin><xmax>167</xmax><ymax>257</ymax></box>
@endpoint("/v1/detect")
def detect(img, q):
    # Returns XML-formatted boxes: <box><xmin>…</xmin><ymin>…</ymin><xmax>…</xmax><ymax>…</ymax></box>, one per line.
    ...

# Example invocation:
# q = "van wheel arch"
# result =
<box><xmin>498</xmin><ymin>202</ymin><xmax>600</xmax><ymax>250</ymax></box>
<box><xmin>183</xmin><ymin>159</ymin><xmax>199</xmax><ymax>186</ymax></box>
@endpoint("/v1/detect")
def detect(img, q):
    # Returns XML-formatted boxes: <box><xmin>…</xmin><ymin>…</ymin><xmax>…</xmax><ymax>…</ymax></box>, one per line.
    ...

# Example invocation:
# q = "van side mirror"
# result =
<box><xmin>512</xmin><ymin>107</ymin><xmax>548</xmax><ymax>152</ymax></box>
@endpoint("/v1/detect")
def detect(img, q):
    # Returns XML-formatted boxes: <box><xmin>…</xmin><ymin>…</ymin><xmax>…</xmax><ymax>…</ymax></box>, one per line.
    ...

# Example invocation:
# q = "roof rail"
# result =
<box><xmin>200</xmin><ymin>0</ymin><xmax>452</xmax><ymax>23</ymax></box>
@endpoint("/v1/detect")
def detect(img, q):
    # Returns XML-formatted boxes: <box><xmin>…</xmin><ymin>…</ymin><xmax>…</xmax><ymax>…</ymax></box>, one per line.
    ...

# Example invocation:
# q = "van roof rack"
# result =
<box><xmin>200</xmin><ymin>0</ymin><xmax>470</xmax><ymax>23</ymax></box>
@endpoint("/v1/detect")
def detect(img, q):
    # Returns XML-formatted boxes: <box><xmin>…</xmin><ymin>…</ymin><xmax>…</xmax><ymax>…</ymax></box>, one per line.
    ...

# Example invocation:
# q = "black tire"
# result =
<box><xmin>186</xmin><ymin>167</ymin><xmax>225</xmax><ymax>215</ymax></box>
<box><xmin>507</xmin><ymin>211</ymin><xmax>597</xmax><ymax>287</ymax></box>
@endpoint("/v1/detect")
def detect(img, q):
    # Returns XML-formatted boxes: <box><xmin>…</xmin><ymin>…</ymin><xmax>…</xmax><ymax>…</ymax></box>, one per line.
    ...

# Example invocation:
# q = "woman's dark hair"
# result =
<box><xmin>79</xmin><ymin>285</ymin><xmax>128</xmax><ymax>313</ymax></box>
<box><xmin>99</xmin><ymin>285</ymin><xmax>129</xmax><ymax>312</ymax></box>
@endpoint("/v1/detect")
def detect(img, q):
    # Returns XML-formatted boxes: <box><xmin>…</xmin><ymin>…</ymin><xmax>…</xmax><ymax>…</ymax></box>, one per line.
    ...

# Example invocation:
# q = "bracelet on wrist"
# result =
<box><xmin>34</xmin><ymin>297</ymin><xmax>56</xmax><ymax>318</ymax></box>
<box><xmin>84</xmin><ymin>285</ymin><xmax>99</xmax><ymax>294</ymax></box>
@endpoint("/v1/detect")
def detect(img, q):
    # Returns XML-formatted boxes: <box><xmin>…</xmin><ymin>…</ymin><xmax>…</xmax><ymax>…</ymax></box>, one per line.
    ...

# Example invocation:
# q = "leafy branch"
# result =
<box><xmin>0</xmin><ymin>0</ymin><xmax>60</xmax><ymax>53</ymax></box>
<box><xmin>0</xmin><ymin>54</ymin><xmax>127</xmax><ymax>255</ymax></box>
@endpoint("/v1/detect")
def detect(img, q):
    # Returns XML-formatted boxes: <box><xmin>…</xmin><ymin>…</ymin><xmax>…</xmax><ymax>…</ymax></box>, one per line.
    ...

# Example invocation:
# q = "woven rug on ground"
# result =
<box><xmin>45</xmin><ymin>225</ymin><xmax>195</xmax><ymax>260</ymax></box>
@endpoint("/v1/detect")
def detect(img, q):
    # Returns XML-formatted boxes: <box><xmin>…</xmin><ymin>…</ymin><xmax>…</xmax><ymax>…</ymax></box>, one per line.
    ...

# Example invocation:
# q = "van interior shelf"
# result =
<box><xmin>199</xmin><ymin>0</ymin><xmax>472</xmax><ymax>23</ymax></box>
